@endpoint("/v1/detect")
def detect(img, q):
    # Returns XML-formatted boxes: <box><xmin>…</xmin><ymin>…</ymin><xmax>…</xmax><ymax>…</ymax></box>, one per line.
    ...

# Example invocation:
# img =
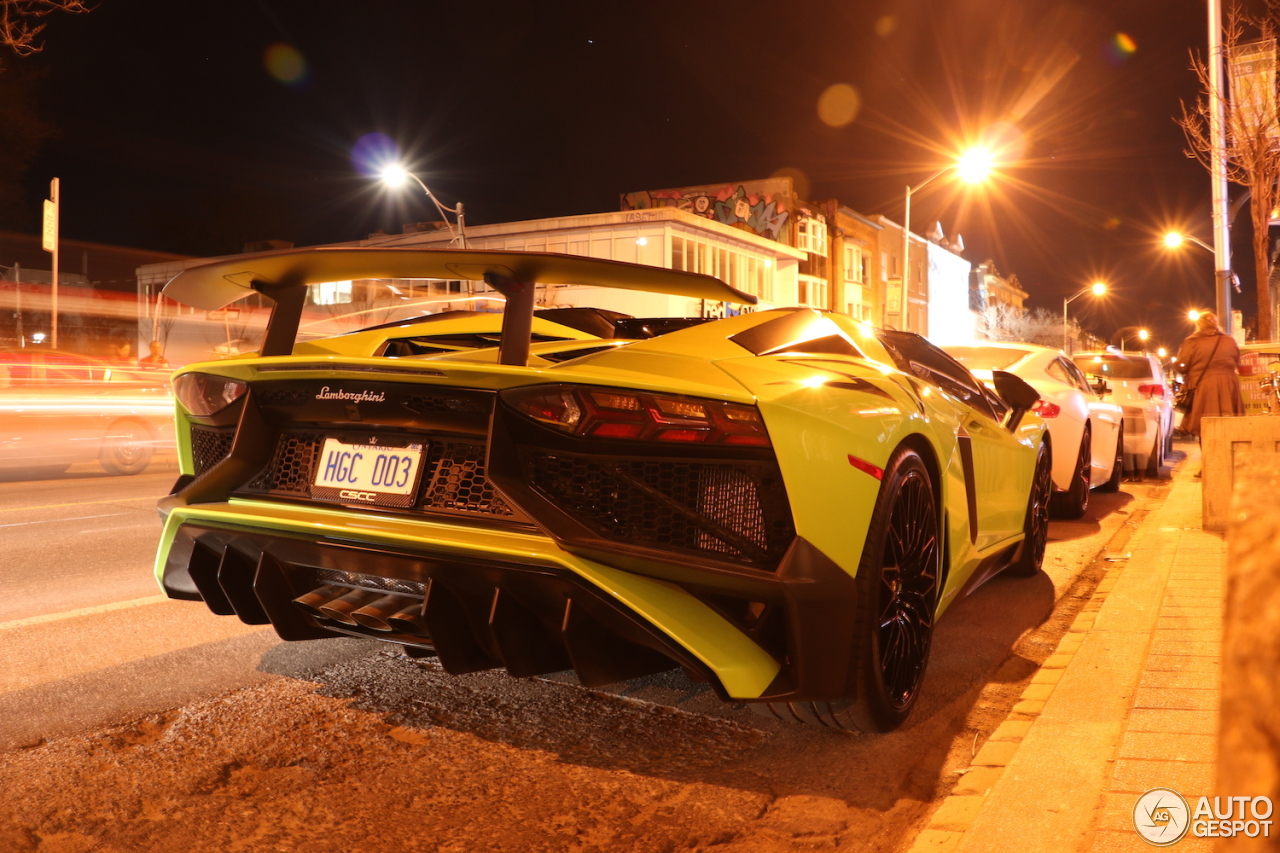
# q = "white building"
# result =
<box><xmin>925</xmin><ymin>225</ymin><xmax>979</xmax><ymax>345</ymax></box>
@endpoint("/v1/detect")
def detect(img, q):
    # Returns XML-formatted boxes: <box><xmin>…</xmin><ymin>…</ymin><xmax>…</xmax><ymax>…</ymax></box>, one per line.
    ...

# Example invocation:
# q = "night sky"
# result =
<box><xmin>3</xmin><ymin>0</ymin><xmax>1247</xmax><ymax>350</ymax></box>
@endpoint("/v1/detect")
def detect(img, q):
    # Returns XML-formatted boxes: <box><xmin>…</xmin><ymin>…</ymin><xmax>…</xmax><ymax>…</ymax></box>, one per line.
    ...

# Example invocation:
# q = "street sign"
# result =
<box><xmin>41</xmin><ymin>199</ymin><xmax>56</xmax><ymax>253</ymax></box>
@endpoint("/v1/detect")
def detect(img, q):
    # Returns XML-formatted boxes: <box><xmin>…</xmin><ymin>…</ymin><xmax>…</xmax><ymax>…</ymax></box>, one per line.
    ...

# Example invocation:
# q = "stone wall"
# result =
<box><xmin>1221</xmin><ymin>455</ymin><xmax>1280</xmax><ymax>850</ymax></box>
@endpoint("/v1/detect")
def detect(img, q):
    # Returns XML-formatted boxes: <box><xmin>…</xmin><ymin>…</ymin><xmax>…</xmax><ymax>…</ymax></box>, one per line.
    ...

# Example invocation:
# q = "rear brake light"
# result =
<box><xmin>1032</xmin><ymin>400</ymin><xmax>1061</xmax><ymax>418</ymax></box>
<box><xmin>504</xmin><ymin>385</ymin><xmax>771</xmax><ymax>447</ymax></box>
<box><xmin>1138</xmin><ymin>384</ymin><xmax>1165</xmax><ymax>399</ymax></box>
<box><xmin>172</xmin><ymin>372</ymin><xmax>248</xmax><ymax>416</ymax></box>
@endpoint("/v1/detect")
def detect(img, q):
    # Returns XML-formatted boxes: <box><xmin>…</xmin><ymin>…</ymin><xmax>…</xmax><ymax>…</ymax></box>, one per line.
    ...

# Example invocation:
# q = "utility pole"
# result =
<box><xmin>1208</xmin><ymin>0</ymin><xmax>1234</xmax><ymax>334</ymax></box>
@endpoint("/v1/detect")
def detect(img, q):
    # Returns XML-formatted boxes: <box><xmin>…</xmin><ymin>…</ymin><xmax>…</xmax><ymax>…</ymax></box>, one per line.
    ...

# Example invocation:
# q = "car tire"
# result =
<box><xmin>1008</xmin><ymin>439</ymin><xmax>1052</xmax><ymax>577</ymax></box>
<box><xmin>1050</xmin><ymin>426</ymin><xmax>1090</xmax><ymax>519</ymax></box>
<box><xmin>1144</xmin><ymin>424</ymin><xmax>1163</xmax><ymax>478</ymax></box>
<box><xmin>99</xmin><ymin>420</ymin><xmax>154</xmax><ymax>476</ymax></box>
<box><xmin>753</xmin><ymin>446</ymin><xmax>940</xmax><ymax>733</ymax></box>
<box><xmin>1097</xmin><ymin>423</ymin><xmax>1124</xmax><ymax>493</ymax></box>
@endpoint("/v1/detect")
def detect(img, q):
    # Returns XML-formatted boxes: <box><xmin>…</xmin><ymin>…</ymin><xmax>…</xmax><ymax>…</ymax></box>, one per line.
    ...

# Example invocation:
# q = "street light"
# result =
<box><xmin>380</xmin><ymin>164</ymin><xmax>466</xmax><ymax>248</ymax></box>
<box><xmin>900</xmin><ymin>146</ymin><xmax>995</xmax><ymax>327</ymax></box>
<box><xmin>1063</xmin><ymin>281</ymin><xmax>1107</xmax><ymax>354</ymax></box>
<box><xmin>1163</xmin><ymin>231</ymin><xmax>1214</xmax><ymax>253</ymax></box>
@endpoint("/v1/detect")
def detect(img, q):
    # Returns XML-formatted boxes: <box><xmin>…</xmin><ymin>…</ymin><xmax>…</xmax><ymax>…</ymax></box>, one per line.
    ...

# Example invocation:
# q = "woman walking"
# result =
<box><xmin>1176</xmin><ymin>311</ymin><xmax>1245</xmax><ymax>439</ymax></box>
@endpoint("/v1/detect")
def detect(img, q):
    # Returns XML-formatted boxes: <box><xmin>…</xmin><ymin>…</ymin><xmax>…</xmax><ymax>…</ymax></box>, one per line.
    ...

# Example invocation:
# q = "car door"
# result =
<box><xmin>878</xmin><ymin>332</ymin><xmax>1029</xmax><ymax>548</ymax></box>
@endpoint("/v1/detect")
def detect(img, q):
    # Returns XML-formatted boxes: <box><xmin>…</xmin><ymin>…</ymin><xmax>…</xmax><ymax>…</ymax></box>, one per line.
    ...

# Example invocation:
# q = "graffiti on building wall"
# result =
<box><xmin>621</xmin><ymin>178</ymin><xmax>793</xmax><ymax>243</ymax></box>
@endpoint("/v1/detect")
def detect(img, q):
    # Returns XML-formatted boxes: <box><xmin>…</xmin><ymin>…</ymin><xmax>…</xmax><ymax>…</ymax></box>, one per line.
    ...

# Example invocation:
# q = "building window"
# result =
<box><xmin>798</xmin><ymin>275</ymin><xmax>827</xmax><ymax>309</ymax></box>
<box><xmin>314</xmin><ymin>280</ymin><xmax>353</xmax><ymax>305</ymax></box>
<box><xmin>796</xmin><ymin>217</ymin><xmax>828</xmax><ymax>255</ymax></box>
<box><xmin>843</xmin><ymin>245</ymin><xmax>866</xmax><ymax>284</ymax></box>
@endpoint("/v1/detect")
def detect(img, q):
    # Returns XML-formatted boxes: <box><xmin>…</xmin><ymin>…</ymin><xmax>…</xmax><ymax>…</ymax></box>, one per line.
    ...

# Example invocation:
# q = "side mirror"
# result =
<box><xmin>1093</xmin><ymin>376</ymin><xmax>1111</xmax><ymax>396</ymax></box>
<box><xmin>992</xmin><ymin>370</ymin><xmax>1040</xmax><ymax>432</ymax></box>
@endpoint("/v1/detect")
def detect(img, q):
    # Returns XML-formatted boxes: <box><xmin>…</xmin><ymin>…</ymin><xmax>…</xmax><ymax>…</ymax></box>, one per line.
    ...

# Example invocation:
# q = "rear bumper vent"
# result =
<box><xmin>232</xmin><ymin>429</ymin><xmax>519</xmax><ymax>520</ymax></box>
<box><xmin>522</xmin><ymin>449</ymin><xmax>794</xmax><ymax>570</ymax></box>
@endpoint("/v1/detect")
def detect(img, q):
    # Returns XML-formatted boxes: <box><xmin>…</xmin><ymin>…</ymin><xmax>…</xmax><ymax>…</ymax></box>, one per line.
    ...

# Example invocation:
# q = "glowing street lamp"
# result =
<box><xmin>379</xmin><ymin>164</ymin><xmax>466</xmax><ymax>248</ymax></box>
<box><xmin>900</xmin><ymin>146</ymin><xmax>995</xmax><ymax>327</ymax></box>
<box><xmin>1064</xmin><ymin>281</ymin><xmax>1107</xmax><ymax>354</ymax></box>
<box><xmin>1163</xmin><ymin>231</ymin><xmax>1213</xmax><ymax>253</ymax></box>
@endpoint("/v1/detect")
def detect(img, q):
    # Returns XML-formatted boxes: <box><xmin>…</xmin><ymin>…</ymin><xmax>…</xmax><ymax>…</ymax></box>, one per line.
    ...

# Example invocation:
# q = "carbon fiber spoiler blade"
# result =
<box><xmin>161</xmin><ymin>247</ymin><xmax>756</xmax><ymax>364</ymax></box>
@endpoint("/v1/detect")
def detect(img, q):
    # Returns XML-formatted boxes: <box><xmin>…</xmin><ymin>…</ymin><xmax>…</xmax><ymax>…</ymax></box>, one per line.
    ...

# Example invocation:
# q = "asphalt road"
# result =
<box><xmin>0</xmin><ymin>456</ymin><xmax>1175</xmax><ymax>852</ymax></box>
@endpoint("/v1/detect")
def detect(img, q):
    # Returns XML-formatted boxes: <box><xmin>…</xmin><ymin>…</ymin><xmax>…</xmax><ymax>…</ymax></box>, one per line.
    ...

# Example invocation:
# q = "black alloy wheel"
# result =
<box><xmin>1050</xmin><ymin>426</ymin><xmax>1091</xmax><ymax>519</ymax></box>
<box><xmin>1098</xmin><ymin>423</ymin><xmax>1124</xmax><ymax>493</ymax></box>
<box><xmin>754</xmin><ymin>446</ymin><xmax>940</xmax><ymax>733</ymax></box>
<box><xmin>869</xmin><ymin>454</ymin><xmax>940</xmax><ymax>719</ymax></box>
<box><xmin>1009</xmin><ymin>439</ymin><xmax>1052</xmax><ymax>576</ymax></box>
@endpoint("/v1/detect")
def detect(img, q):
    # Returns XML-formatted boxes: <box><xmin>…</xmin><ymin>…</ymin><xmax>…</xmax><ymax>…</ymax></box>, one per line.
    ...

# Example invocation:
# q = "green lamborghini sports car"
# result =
<box><xmin>153</xmin><ymin>247</ymin><xmax>1051</xmax><ymax>732</ymax></box>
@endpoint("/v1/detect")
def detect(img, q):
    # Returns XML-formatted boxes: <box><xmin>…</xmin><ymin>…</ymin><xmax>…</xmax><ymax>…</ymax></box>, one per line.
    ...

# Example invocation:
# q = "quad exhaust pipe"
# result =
<box><xmin>292</xmin><ymin>585</ymin><xmax>424</xmax><ymax>633</ymax></box>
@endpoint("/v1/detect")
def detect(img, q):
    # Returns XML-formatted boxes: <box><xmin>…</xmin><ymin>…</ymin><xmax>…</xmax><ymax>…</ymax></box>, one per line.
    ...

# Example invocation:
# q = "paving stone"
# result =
<box><xmin>1030</xmin><ymin>668</ymin><xmax>1064</xmax><ymax>685</ymax></box>
<box><xmin>990</xmin><ymin>720</ymin><xmax>1033</xmax><ymax>741</ymax></box>
<box><xmin>952</xmin><ymin>766</ymin><xmax>1004</xmax><ymax>796</ymax></box>
<box><xmin>1132</xmin><ymin>687</ymin><xmax>1219</xmax><ymax>711</ymax></box>
<box><xmin>1118</xmin><ymin>731</ymin><xmax>1217</xmax><ymax>763</ymax></box>
<box><xmin>1010</xmin><ymin>699</ymin><xmax>1045</xmax><ymax>715</ymax></box>
<box><xmin>971</xmin><ymin>741</ymin><xmax>1020</xmax><ymax>767</ymax></box>
<box><xmin>1154</xmin><ymin>621</ymin><xmax>1222</xmax><ymax>636</ymax></box>
<box><xmin>1109</xmin><ymin>758</ymin><xmax>1215</xmax><ymax>794</ymax></box>
<box><xmin>1157</xmin><ymin>605</ymin><xmax>1221</xmax><ymax>618</ymax></box>
<box><xmin>1126</xmin><ymin>708</ymin><xmax>1219</xmax><ymax>735</ymax></box>
<box><xmin>1019</xmin><ymin>684</ymin><xmax>1055</xmax><ymax>702</ymax></box>
<box><xmin>1091</xmin><ymin>829</ymin><xmax>1214</xmax><ymax>852</ymax></box>
<box><xmin>1142</xmin><ymin>655</ymin><xmax>1221</xmax><ymax>673</ymax></box>
<box><xmin>1057</xmin><ymin>634</ymin><xmax>1084</xmax><ymax>652</ymax></box>
<box><xmin>1139</xmin><ymin>669</ymin><xmax>1220</xmax><ymax>690</ymax></box>
<box><xmin>1149</xmin><ymin>639</ymin><xmax>1222</xmax><ymax>657</ymax></box>
<box><xmin>1096</xmin><ymin>792</ymin><xmax>1140</xmax><ymax>831</ymax></box>
<box><xmin>1043</xmin><ymin>654</ymin><xmax>1073</xmax><ymax>669</ymax></box>
<box><xmin>907</xmin><ymin>829</ymin><xmax>963</xmax><ymax>853</ymax></box>
<box><xmin>929</xmin><ymin>795</ymin><xmax>985</xmax><ymax>829</ymax></box>
<box><xmin>1152</xmin><ymin>629</ymin><xmax>1222</xmax><ymax>643</ymax></box>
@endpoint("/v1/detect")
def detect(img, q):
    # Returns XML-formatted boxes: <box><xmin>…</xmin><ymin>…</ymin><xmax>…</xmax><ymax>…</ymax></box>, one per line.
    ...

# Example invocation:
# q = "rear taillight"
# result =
<box><xmin>1138</xmin><ymin>384</ymin><xmax>1165</xmax><ymax>399</ymax></box>
<box><xmin>503</xmin><ymin>385</ymin><xmax>771</xmax><ymax>447</ymax></box>
<box><xmin>1032</xmin><ymin>400</ymin><xmax>1061</xmax><ymax>418</ymax></box>
<box><xmin>173</xmin><ymin>372</ymin><xmax>248</xmax><ymax>416</ymax></box>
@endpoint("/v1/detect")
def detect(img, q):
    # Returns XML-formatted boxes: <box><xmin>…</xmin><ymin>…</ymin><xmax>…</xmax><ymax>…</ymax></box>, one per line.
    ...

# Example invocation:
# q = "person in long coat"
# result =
<box><xmin>1176</xmin><ymin>311</ymin><xmax>1245</xmax><ymax>437</ymax></box>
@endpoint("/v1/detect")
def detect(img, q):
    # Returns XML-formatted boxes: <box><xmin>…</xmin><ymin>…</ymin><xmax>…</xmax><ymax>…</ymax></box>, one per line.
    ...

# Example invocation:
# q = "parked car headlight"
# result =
<box><xmin>172</xmin><ymin>373</ymin><xmax>247</xmax><ymax>416</ymax></box>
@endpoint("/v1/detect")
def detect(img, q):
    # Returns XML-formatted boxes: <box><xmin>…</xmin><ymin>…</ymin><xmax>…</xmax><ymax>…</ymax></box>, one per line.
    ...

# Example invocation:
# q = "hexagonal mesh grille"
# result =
<box><xmin>524</xmin><ymin>451</ymin><xmax>794</xmax><ymax>569</ymax></box>
<box><xmin>422</xmin><ymin>440</ymin><xmax>514</xmax><ymax>517</ymax></box>
<box><xmin>190</xmin><ymin>426</ymin><xmax>234</xmax><ymax>475</ymax></box>
<box><xmin>234</xmin><ymin>430</ymin><xmax>515</xmax><ymax>519</ymax></box>
<box><xmin>244</xmin><ymin>431</ymin><xmax>323</xmax><ymax>493</ymax></box>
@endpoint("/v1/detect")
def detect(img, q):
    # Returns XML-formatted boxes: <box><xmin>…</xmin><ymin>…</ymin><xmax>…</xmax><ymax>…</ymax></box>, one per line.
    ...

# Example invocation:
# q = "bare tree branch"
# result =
<box><xmin>1180</xmin><ymin>4</ymin><xmax>1280</xmax><ymax>340</ymax></box>
<box><xmin>1</xmin><ymin>0</ymin><xmax>89</xmax><ymax>58</ymax></box>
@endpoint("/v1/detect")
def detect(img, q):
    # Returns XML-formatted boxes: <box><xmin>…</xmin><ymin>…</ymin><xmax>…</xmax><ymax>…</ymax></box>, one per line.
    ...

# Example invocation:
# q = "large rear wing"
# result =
<box><xmin>161</xmin><ymin>247</ymin><xmax>756</xmax><ymax>365</ymax></box>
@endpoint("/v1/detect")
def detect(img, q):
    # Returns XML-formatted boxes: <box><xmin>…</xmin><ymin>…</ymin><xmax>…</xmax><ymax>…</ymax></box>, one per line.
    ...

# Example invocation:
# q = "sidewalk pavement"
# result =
<box><xmin>909</xmin><ymin>443</ymin><xmax>1225</xmax><ymax>853</ymax></box>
